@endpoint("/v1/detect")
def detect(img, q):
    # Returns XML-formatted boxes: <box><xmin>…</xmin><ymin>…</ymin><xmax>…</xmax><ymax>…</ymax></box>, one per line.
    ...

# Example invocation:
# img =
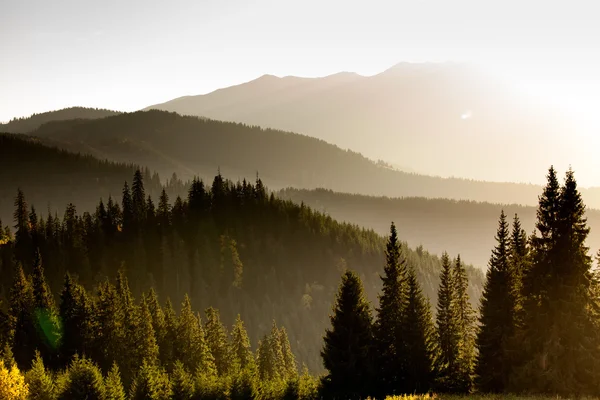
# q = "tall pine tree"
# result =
<box><xmin>59</xmin><ymin>273</ymin><xmax>95</xmax><ymax>367</ymax></box>
<box><xmin>9</xmin><ymin>264</ymin><xmax>36</xmax><ymax>371</ymax></box>
<box><xmin>204</xmin><ymin>307</ymin><xmax>231</xmax><ymax>376</ymax></box>
<box><xmin>511</xmin><ymin>166</ymin><xmax>567</xmax><ymax>393</ymax></box>
<box><xmin>321</xmin><ymin>270</ymin><xmax>373</xmax><ymax>400</ymax></box>
<box><xmin>230</xmin><ymin>314</ymin><xmax>255</xmax><ymax>372</ymax></box>
<box><xmin>176</xmin><ymin>296</ymin><xmax>215</xmax><ymax>375</ymax></box>
<box><xmin>435</xmin><ymin>252</ymin><xmax>459</xmax><ymax>392</ymax></box>
<box><xmin>452</xmin><ymin>254</ymin><xmax>476</xmax><ymax>393</ymax></box>
<box><xmin>475</xmin><ymin>211</ymin><xmax>518</xmax><ymax>393</ymax></box>
<box><xmin>402</xmin><ymin>265</ymin><xmax>436</xmax><ymax>394</ymax></box>
<box><xmin>373</xmin><ymin>222</ymin><xmax>408</xmax><ymax>396</ymax></box>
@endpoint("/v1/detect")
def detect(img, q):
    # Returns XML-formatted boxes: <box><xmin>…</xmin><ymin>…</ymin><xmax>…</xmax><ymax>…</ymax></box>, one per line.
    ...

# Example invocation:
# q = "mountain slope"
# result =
<box><xmin>0</xmin><ymin>133</ymin><xmax>168</xmax><ymax>222</ymax></box>
<box><xmin>29</xmin><ymin>110</ymin><xmax>600</xmax><ymax>208</ymax></box>
<box><xmin>0</xmin><ymin>107</ymin><xmax>120</xmax><ymax>133</ymax></box>
<box><xmin>278</xmin><ymin>188</ymin><xmax>600</xmax><ymax>268</ymax></box>
<box><xmin>145</xmin><ymin>62</ymin><xmax>587</xmax><ymax>185</ymax></box>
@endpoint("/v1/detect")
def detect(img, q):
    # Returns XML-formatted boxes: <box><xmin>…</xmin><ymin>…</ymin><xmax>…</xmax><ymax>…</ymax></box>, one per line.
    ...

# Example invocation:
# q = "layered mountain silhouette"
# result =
<box><xmin>279</xmin><ymin>188</ymin><xmax>600</xmax><ymax>268</ymax></box>
<box><xmin>23</xmin><ymin>109</ymin><xmax>600</xmax><ymax>208</ymax></box>
<box><xmin>0</xmin><ymin>132</ymin><xmax>164</xmax><ymax>223</ymax></box>
<box><xmin>4</xmin><ymin>110</ymin><xmax>599</xmax><ymax>269</ymax></box>
<box><xmin>145</xmin><ymin>62</ymin><xmax>585</xmax><ymax>185</ymax></box>
<box><xmin>0</xmin><ymin>107</ymin><xmax>120</xmax><ymax>133</ymax></box>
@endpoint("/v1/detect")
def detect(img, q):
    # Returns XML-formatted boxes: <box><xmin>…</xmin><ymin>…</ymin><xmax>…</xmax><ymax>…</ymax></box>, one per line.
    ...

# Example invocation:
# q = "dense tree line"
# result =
<box><xmin>321</xmin><ymin>166</ymin><xmax>600</xmax><ymax>398</ymax></box>
<box><xmin>3</xmin><ymin>165</ymin><xmax>593</xmax><ymax>398</ymax></box>
<box><xmin>0</xmin><ymin>107</ymin><xmax>120</xmax><ymax>133</ymax></box>
<box><xmin>0</xmin><ymin>133</ymin><xmax>189</xmax><ymax>223</ymax></box>
<box><xmin>0</xmin><ymin>169</ymin><xmax>480</xmax><ymax>375</ymax></box>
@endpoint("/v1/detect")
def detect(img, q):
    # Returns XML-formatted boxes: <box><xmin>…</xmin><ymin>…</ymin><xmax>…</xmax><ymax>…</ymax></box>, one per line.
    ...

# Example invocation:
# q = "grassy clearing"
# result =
<box><xmin>382</xmin><ymin>395</ymin><xmax>599</xmax><ymax>400</ymax></box>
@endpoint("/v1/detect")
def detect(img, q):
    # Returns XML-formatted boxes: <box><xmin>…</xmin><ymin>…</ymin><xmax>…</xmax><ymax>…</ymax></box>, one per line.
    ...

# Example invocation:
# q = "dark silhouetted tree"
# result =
<box><xmin>476</xmin><ymin>211</ymin><xmax>518</xmax><ymax>392</ymax></box>
<box><xmin>321</xmin><ymin>270</ymin><xmax>374</xmax><ymax>400</ymax></box>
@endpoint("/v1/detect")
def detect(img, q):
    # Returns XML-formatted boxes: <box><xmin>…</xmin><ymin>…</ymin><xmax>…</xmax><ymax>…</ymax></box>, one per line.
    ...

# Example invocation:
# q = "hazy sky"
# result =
<box><xmin>2</xmin><ymin>0</ymin><xmax>600</xmax><ymax>128</ymax></box>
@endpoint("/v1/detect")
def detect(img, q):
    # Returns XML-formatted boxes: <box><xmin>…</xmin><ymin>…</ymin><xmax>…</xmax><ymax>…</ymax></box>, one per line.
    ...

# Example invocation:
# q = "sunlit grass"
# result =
<box><xmin>381</xmin><ymin>395</ymin><xmax>600</xmax><ymax>400</ymax></box>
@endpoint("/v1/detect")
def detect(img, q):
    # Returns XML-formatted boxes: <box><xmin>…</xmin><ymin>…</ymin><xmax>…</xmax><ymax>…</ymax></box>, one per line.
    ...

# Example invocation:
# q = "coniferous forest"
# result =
<box><xmin>0</xmin><ymin>165</ymin><xmax>597</xmax><ymax>399</ymax></box>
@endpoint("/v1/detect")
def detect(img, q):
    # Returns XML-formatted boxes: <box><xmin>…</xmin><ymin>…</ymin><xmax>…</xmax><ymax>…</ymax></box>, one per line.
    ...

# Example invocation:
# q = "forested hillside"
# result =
<box><xmin>279</xmin><ymin>188</ymin><xmax>600</xmax><ymax>267</ymax></box>
<box><xmin>0</xmin><ymin>107</ymin><xmax>120</xmax><ymax>133</ymax></box>
<box><xmin>0</xmin><ymin>133</ymin><xmax>188</xmax><ymax>222</ymax></box>
<box><xmin>0</xmin><ymin>170</ymin><xmax>483</xmax><ymax>373</ymax></box>
<box><xmin>27</xmin><ymin>109</ymin><xmax>600</xmax><ymax>207</ymax></box>
<box><xmin>1</xmin><ymin>166</ymin><xmax>597</xmax><ymax>399</ymax></box>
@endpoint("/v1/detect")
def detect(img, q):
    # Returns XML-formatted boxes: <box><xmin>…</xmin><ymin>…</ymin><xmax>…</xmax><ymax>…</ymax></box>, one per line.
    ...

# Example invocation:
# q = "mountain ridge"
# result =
<box><xmin>20</xmin><ymin>109</ymin><xmax>600</xmax><ymax>209</ymax></box>
<box><xmin>0</xmin><ymin>106</ymin><xmax>121</xmax><ymax>133</ymax></box>
<box><xmin>143</xmin><ymin>62</ymin><xmax>587</xmax><ymax>186</ymax></box>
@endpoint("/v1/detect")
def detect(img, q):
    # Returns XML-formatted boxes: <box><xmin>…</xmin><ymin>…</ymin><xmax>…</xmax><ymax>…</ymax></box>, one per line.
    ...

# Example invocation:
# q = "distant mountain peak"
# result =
<box><xmin>257</xmin><ymin>73</ymin><xmax>279</xmax><ymax>80</ymax></box>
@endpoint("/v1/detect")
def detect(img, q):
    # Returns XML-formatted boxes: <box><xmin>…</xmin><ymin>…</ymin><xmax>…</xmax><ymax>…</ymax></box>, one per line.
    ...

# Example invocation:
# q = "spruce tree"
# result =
<box><xmin>25</xmin><ymin>351</ymin><xmax>56</xmax><ymax>400</ymax></box>
<box><xmin>59</xmin><ymin>355</ymin><xmax>106</xmax><ymax>400</ymax></box>
<box><xmin>13</xmin><ymin>189</ymin><xmax>32</xmax><ymax>266</ymax></box>
<box><xmin>268</xmin><ymin>321</ymin><xmax>286</xmax><ymax>380</ymax></box>
<box><xmin>105</xmin><ymin>362</ymin><xmax>126</xmax><ymax>400</ymax></box>
<box><xmin>157</xmin><ymin>189</ymin><xmax>171</xmax><ymax>228</ymax></box>
<box><xmin>434</xmin><ymin>252</ymin><xmax>459</xmax><ymax>392</ymax></box>
<box><xmin>131</xmin><ymin>169</ymin><xmax>147</xmax><ymax>228</ymax></box>
<box><xmin>59</xmin><ymin>274</ymin><xmax>95</xmax><ymax>367</ymax></box>
<box><xmin>31</xmin><ymin>250</ymin><xmax>55</xmax><ymax>312</ymax></box>
<box><xmin>9</xmin><ymin>264</ymin><xmax>36</xmax><ymax>371</ymax></box>
<box><xmin>115</xmin><ymin>272</ymin><xmax>142</xmax><ymax>381</ymax></box>
<box><xmin>204</xmin><ymin>307</ymin><xmax>231</xmax><ymax>376</ymax></box>
<box><xmin>230</xmin><ymin>314</ymin><xmax>255</xmax><ymax>372</ymax></box>
<box><xmin>31</xmin><ymin>250</ymin><xmax>61</xmax><ymax>365</ymax></box>
<box><xmin>146</xmin><ymin>289</ymin><xmax>166</xmax><ymax>358</ymax></box>
<box><xmin>161</xmin><ymin>298</ymin><xmax>177</xmax><ymax>370</ymax></box>
<box><xmin>176</xmin><ymin>296</ymin><xmax>215</xmax><ymax>375</ymax></box>
<box><xmin>279</xmin><ymin>327</ymin><xmax>297</xmax><ymax>379</ymax></box>
<box><xmin>121</xmin><ymin>182</ymin><xmax>133</xmax><ymax>234</ymax></box>
<box><xmin>256</xmin><ymin>335</ymin><xmax>277</xmax><ymax>381</ymax></box>
<box><xmin>529</xmin><ymin>168</ymin><xmax>598</xmax><ymax>395</ymax></box>
<box><xmin>508</xmin><ymin>214</ymin><xmax>528</xmax><ymax>323</ymax></box>
<box><xmin>230</xmin><ymin>366</ymin><xmax>257</xmax><ymax>400</ymax></box>
<box><xmin>475</xmin><ymin>211</ymin><xmax>517</xmax><ymax>393</ymax></box>
<box><xmin>94</xmin><ymin>280</ymin><xmax>124</xmax><ymax>373</ymax></box>
<box><xmin>196</xmin><ymin>312</ymin><xmax>217</xmax><ymax>376</ymax></box>
<box><xmin>129</xmin><ymin>359</ymin><xmax>172</xmax><ymax>400</ymax></box>
<box><xmin>373</xmin><ymin>222</ymin><xmax>408</xmax><ymax>396</ymax></box>
<box><xmin>0</xmin><ymin>357</ymin><xmax>28</xmax><ymax>400</ymax></box>
<box><xmin>170</xmin><ymin>361</ymin><xmax>195</xmax><ymax>400</ymax></box>
<box><xmin>402</xmin><ymin>265</ymin><xmax>436</xmax><ymax>394</ymax></box>
<box><xmin>133</xmin><ymin>297</ymin><xmax>159</xmax><ymax>366</ymax></box>
<box><xmin>511</xmin><ymin>166</ymin><xmax>581</xmax><ymax>393</ymax></box>
<box><xmin>321</xmin><ymin>270</ymin><xmax>373</xmax><ymax>400</ymax></box>
<box><xmin>452</xmin><ymin>255</ymin><xmax>475</xmax><ymax>393</ymax></box>
<box><xmin>29</xmin><ymin>206</ymin><xmax>39</xmax><ymax>250</ymax></box>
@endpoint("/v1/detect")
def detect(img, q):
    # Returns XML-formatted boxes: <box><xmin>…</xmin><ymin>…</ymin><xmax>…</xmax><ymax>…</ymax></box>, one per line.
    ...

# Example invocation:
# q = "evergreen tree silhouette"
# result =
<box><xmin>321</xmin><ymin>270</ymin><xmax>373</xmax><ymax>400</ymax></box>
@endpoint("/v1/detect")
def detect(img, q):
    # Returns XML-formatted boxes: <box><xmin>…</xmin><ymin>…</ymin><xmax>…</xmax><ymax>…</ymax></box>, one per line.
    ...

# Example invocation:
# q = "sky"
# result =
<box><xmin>2</xmin><ymin>0</ymin><xmax>600</xmax><ymax>130</ymax></box>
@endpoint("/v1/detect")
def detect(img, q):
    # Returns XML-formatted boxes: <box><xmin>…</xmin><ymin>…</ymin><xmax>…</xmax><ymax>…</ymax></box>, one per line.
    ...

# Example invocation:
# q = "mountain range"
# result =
<box><xmin>145</xmin><ymin>62</ymin><xmax>587</xmax><ymax>185</ymax></box>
